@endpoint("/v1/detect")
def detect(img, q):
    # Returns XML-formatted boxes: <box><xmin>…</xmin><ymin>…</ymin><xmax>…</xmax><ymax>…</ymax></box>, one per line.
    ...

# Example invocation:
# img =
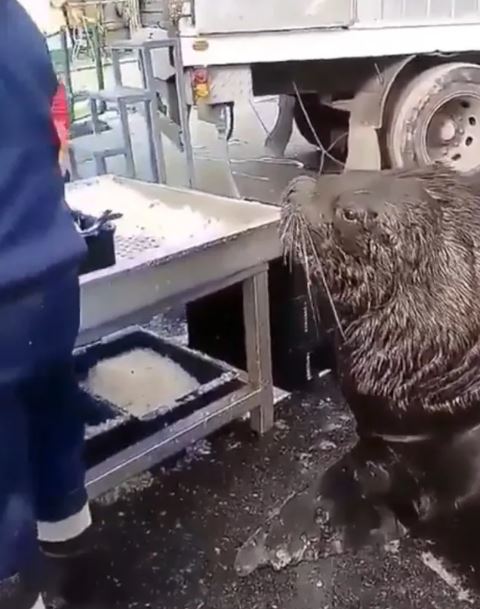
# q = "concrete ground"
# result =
<box><xmin>67</xmin><ymin>73</ymin><xmax>480</xmax><ymax>609</ymax></box>
<box><xmin>88</xmin><ymin>376</ymin><xmax>480</xmax><ymax>609</ymax></box>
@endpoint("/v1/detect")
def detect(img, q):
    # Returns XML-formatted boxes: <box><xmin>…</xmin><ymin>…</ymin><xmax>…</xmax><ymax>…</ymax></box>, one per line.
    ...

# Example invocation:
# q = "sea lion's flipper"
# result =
<box><xmin>317</xmin><ymin>452</ymin><xmax>408</xmax><ymax>553</ymax></box>
<box><xmin>234</xmin><ymin>452</ymin><xmax>407</xmax><ymax>577</ymax></box>
<box><xmin>234</xmin><ymin>483</ymin><xmax>321</xmax><ymax>577</ymax></box>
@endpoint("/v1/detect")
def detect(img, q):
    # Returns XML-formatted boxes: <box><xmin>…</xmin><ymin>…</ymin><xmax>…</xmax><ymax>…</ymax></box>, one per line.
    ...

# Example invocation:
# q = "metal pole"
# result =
<box><xmin>91</xmin><ymin>25</ymin><xmax>106</xmax><ymax>114</ymax></box>
<box><xmin>142</xmin><ymin>47</ymin><xmax>168</xmax><ymax>183</ymax></box>
<box><xmin>172</xmin><ymin>39</ymin><xmax>196</xmax><ymax>188</ymax></box>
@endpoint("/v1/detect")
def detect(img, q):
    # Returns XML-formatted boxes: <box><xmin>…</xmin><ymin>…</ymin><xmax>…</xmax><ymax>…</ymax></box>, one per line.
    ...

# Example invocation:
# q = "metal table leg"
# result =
<box><xmin>172</xmin><ymin>39</ymin><xmax>196</xmax><ymax>189</ymax></box>
<box><xmin>144</xmin><ymin>99</ymin><xmax>160</xmax><ymax>183</ymax></box>
<box><xmin>90</xmin><ymin>98</ymin><xmax>107</xmax><ymax>175</ymax></box>
<box><xmin>118</xmin><ymin>100</ymin><xmax>136</xmax><ymax>179</ymax></box>
<box><xmin>141</xmin><ymin>48</ymin><xmax>168</xmax><ymax>184</ymax></box>
<box><xmin>89</xmin><ymin>97</ymin><xmax>101</xmax><ymax>134</ymax></box>
<box><xmin>111</xmin><ymin>48</ymin><xmax>123</xmax><ymax>86</ymax></box>
<box><xmin>242</xmin><ymin>268</ymin><xmax>274</xmax><ymax>434</ymax></box>
<box><xmin>67</xmin><ymin>143</ymin><xmax>80</xmax><ymax>181</ymax></box>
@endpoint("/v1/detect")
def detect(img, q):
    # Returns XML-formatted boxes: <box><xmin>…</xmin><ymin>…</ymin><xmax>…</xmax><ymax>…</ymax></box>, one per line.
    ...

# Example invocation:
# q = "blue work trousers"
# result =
<box><xmin>0</xmin><ymin>270</ymin><xmax>87</xmax><ymax>588</ymax></box>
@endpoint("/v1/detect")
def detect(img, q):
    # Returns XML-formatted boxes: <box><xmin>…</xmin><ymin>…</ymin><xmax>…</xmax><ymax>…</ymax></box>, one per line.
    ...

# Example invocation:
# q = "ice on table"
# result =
<box><xmin>66</xmin><ymin>180</ymin><xmax>228</xmax><ymax>256</ymax></box>
<box><xmin>82</xmin><ymin>348</ymin><xmax>201</xmax><ymax>417</ymax></box>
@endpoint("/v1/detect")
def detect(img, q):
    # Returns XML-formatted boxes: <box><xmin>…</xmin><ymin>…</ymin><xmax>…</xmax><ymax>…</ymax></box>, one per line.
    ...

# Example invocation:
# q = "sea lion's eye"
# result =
<box><xmin>342</xmin><ymin>209</ymin><xmax>357</xmax><ymax>222</ymax></box>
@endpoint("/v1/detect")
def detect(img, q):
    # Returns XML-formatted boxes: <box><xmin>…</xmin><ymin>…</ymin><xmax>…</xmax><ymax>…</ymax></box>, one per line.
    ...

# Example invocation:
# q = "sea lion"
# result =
<box><xmin>281</xmin><ymin>166</ymin><xmax>480</xmax><ymax>437</ymax></box>
<box><xmin>277</xmin><ymin>166</ymin><xmax>480</xmax><ymax>545</ymax></box>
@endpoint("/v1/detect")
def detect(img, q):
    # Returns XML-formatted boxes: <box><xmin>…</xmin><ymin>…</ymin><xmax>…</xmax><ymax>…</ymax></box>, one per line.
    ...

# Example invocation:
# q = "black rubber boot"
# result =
<box><xmin>0</xmin><ymin>573</ymin><xmax>42</xmax><ymax>609</ymax></box>
<box><xmin>40</xmin><ymin>528</ymin><xmax>109</xmax><ymax>608</ymax></box>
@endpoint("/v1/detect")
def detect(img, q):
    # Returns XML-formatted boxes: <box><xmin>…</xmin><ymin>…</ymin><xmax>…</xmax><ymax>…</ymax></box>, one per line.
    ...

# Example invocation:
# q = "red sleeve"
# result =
<box><xmin>51</xmin><ymin>82</ymin><xmax>69</xmax><ymax>149</ymax></box>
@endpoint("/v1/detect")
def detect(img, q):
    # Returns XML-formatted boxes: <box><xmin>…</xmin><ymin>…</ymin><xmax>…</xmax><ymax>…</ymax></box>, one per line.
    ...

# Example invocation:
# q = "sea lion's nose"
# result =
<box><xmin>281</xmin><ymin>175</ymin><xmax>338</xmax><ymax>225</ymax></box>
<box><xmin>281</xmin><ymin>175</ymin><xmax>317</xmax><ymax>216</ymax></box>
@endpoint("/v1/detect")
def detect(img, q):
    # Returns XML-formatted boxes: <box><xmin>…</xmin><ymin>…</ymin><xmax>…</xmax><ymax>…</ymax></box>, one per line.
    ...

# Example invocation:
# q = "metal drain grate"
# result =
<box><xmin>115</xmin><ymin>234</ymin><xmax>164</xmax><ymax>260</ymax></box>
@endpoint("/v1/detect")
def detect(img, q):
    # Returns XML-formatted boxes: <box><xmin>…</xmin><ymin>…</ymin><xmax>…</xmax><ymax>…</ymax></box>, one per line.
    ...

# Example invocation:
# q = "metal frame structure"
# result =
<box><xmin>88</xmin><ymin>36</ymin><xmax>195</xmax><ymax>187</ymax></box>
<box><xmin>84</xmin><ymin>264</ymin><xmax>274</xmax><ymax>498</ymax></box>
<box><xmin>69</xmin><ymin>176</ymin><xmax>280</xmax><ymax>498</ymax></box>
<box><xmin>89</xmin><ymin>85</ymin><xmax>161</xmax><ymax>180</ymax></box>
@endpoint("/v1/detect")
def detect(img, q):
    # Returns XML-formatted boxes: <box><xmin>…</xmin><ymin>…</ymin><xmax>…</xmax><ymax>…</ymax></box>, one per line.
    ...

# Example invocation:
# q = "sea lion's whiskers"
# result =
<box><xmin>284</xmin><ymin>222</ymin><xmax>300</xmax><ymax>272</ymax></box>
<box><xmin>279</xmin><ymin>212</ymin><xmax>296</xmax><ymax>249</ymax></box>
<box><xmin>280</xmin><ymin>199</ymin><xmax>346</xmax><ymax>340</ymax></box>
<box><xmin>303</xmin><ymin>225</ymin><xmax>346</xmax><ymax>341</ymax></box>
<box><xmin>290</xmin><ymin>215</ymin><xmax>305</xmax><ymax>272</ymax></box>
<box><xmin>280</xmin><ymin>206</ymin><xmax>302</xmax><ymax>270</ymax></box>
<box><xmin>298</xmin><ymin>222</ymin><xmax>322</xmax><ymax>330</ymax></box>
<box><xmin>281</xmin><ymin>207</ymin><xmax>320</xmax><ymax>328</ymax></box>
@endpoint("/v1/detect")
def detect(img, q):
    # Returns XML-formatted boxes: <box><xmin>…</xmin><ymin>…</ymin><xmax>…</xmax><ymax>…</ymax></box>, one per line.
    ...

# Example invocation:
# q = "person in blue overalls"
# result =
<box><xmin>0</xmin><ymin>2</ymin><xmax>95</xmax><ymax>608</ymax></box>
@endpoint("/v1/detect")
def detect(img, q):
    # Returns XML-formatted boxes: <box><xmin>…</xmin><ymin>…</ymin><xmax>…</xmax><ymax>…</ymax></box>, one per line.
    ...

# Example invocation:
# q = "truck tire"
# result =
<box><xmin>387</xmin><ymin>62</ymin><xmax>480</xmax><ymax>176</ymax></box>
<box><xmin>294</xmin><ymin>95</ymin><xmax>348</xmax><ymax>157</ymax></box>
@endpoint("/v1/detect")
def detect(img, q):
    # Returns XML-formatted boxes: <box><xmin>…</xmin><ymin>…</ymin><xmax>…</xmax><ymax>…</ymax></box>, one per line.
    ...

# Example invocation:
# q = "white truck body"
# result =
<box><xmin>169</xmin><ymin>0</ymin><xmax>480</xmax><ymax>66</ymax></box>
<box><xmin>136</xmin><ymin>1</ymin><xmax>480</xmax><ymax>174</ymax></box>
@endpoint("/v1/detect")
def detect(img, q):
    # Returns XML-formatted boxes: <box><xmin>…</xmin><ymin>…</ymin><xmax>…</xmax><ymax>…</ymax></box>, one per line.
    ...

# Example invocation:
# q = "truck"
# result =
<box><xmin>131</xmin><ymin>0</ymin><xmax>480</xmax><ymax>176</ymax></box>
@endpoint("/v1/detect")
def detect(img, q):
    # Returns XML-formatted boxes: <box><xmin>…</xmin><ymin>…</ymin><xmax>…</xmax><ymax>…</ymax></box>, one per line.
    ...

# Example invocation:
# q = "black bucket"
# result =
<box><xmin>72</xmin><ymin>210</ymin><xmax>116</xmax><ymax>275</ymax></box>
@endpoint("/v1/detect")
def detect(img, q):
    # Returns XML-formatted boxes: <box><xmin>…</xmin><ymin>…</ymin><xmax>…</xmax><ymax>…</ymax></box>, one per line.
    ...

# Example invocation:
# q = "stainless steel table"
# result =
<box><xmin>66</xmin><ymin>176</ymin><xmax>281</xmax><ymax>498</ymax></box>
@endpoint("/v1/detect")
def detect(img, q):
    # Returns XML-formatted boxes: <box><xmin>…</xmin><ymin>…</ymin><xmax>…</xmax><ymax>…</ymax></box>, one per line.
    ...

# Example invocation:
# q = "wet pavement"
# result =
<box><xmin>89</xmin><ymin>375</ymin><xmax>480</xmax><ymax>609</ymax></box>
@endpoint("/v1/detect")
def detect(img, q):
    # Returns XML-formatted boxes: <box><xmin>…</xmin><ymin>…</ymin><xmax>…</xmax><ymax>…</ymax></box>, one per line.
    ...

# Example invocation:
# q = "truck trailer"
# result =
<box><xmin>131</xmin><ymin>0</ymin><xmax>480</xmax><ymax>176</ymax></box>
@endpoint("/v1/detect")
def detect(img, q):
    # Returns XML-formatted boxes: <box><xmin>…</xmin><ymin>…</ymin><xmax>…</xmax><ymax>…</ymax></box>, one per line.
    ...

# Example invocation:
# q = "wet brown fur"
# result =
<box><xmin>280</xmin><ymin>166</ymin><xmax>480</xmax><ymax>433</ymax></box>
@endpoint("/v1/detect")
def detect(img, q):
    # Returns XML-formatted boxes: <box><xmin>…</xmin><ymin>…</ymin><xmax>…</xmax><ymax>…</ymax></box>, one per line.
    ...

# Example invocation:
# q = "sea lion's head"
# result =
<box><xmin>281</xmin><ymin>166</ymin><xmax>480</xmax><ymax>422</ymax></box>
<box><xmin>280</xmin><ymin>167</ymin><xmax>474</xmax><ymax>317</ymax></box>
